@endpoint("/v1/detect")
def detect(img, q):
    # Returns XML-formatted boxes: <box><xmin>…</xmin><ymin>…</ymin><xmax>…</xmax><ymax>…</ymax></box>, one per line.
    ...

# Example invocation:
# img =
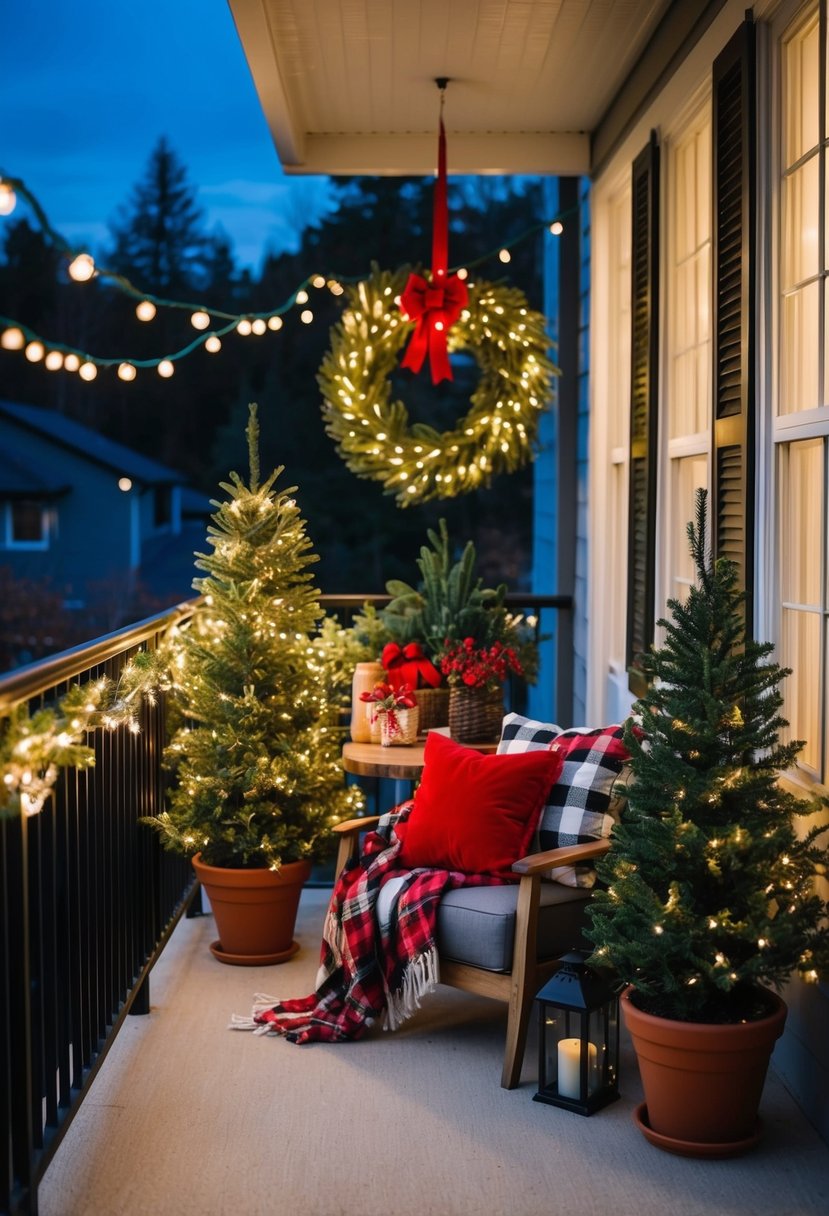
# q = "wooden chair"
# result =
<box><xmin>333</xmin><ymin>817</ymin><xmax>610</xmax><ymax>1088</ymax></box>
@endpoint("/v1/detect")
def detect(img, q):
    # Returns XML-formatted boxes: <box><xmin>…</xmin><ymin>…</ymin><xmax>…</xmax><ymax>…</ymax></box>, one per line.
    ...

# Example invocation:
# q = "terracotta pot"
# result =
<box><xmin>621</xmin><ymin>986</ymin><xmax>787</xmax><ymax>1157</ymax></box>
<box><xmin>192</xmin><ymin>853</ymin><xmax>312</xmax><ymax>966</ymax></box>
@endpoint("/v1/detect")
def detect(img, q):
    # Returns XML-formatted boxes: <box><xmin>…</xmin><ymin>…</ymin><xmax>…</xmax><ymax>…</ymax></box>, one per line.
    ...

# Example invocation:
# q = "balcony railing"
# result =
<box><xmin>0</xmin><ymin>591</ymin><xmax>570</xmax><ymax>1216</ymax></box>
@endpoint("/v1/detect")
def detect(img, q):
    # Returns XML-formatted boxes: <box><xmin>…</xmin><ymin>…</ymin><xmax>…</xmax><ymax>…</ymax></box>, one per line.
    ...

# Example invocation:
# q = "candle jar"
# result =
<box><xmin>350</xmin><ymin>661</ymin><xmax>384</xmax><ymax>742</ymax></box>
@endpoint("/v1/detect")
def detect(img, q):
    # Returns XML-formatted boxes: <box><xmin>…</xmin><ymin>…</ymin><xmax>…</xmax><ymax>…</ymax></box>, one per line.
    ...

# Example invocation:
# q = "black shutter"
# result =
<box><xmin>626</xmin><ymin>132</ymin><xmax>660</xmax><ymax>695</ymax></box>
<box><xmin>712</xmin><ymin>17</ymin><xmax>756</xmax><ymax>632</ymax></box>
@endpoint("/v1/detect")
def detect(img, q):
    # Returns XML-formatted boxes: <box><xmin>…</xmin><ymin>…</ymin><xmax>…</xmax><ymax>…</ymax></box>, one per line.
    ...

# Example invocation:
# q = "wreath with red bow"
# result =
<box><xmin>317</xmin><ymin>264</ymin><xmax>558</xmax><ymax>507</ymax></box>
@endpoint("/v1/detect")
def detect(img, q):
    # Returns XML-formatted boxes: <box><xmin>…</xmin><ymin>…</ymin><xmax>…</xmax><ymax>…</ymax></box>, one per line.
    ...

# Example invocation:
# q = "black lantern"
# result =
<box><xmin>533</xmin><ymin>951</ymin><xmax>620</xmax><ymax>1116</ymax></box>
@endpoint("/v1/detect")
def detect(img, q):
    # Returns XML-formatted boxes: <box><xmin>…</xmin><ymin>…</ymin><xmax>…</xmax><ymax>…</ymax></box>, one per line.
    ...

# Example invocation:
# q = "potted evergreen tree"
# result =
<box><xmin>586</xmin><ymin>490</ymin><xmax>829</xmax><ymax>1156</ymax></box>
<box><xmin>142</xmin><ymin>405</ymin><xmax>361</xmax><ymax>964</ymax></box>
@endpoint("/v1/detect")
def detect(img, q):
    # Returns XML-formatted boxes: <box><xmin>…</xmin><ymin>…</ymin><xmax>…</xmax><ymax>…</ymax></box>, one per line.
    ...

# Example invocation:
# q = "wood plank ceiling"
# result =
<box><xmin>228</xmin><ymin>0</ymin><xmax>678</xmax><ymax>175</ymax></box>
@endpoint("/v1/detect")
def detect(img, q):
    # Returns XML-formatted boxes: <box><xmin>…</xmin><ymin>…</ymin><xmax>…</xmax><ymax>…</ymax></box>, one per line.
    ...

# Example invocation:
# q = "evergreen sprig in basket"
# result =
<box><xmin>440</xmin><ymin>638</ymin><xmax>524</xmax><ymax>744</ymax></box>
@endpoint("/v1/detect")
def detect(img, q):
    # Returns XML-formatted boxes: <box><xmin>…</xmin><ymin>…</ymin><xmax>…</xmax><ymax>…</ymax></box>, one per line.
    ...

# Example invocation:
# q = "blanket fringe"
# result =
<box><xmin>383</xmin><ymin>947</ymin><xmax>439</xmax><ymax>1032</ymax></box>
<box><xmin>228</xmin><ymin>993</ymin><xmax>286</xmax><ymax>1034</ymax></box>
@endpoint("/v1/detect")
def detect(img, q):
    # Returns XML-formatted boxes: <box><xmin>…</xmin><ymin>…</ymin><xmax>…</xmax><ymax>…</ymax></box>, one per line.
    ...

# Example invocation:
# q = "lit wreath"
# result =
<box><xmin>317</xmin><ymin>264</ymin><xmax>558</xmax><ymax>507</ymax></box>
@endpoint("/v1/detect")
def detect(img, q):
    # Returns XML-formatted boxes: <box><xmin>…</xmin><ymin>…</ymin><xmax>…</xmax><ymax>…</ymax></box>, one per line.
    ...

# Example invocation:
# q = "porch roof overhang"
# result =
<box><xmin>228</xmin><ymin>0</ymin><xmax>728</xmax><ymax>177</ymax></box>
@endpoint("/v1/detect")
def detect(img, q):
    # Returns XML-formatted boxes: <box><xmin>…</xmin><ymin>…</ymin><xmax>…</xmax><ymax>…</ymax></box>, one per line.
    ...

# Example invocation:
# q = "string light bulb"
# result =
<box><xmin>63</xmin><ymin>353</ymin><xmax>80</xmax><ymax>372</ymax></box>
<box><xmin>267</xmin><ymin>316</ymin><xmax>283</xmax><ymax>331</ymax></box>
<box><xmin>0</xmin><ymin>181</ymin><xmax>17</xmax><ymax>215</ymax></box>
<box><xmin>190</xmin><ymin>310</ymin><xmax>210</xmax><ymax>330</ymax></box>
<box><xmin>157</xmin><ymin>359</ymin><xmax>174</xmax><ymax>378</ymax></box>
<box><xmin>118</xmin><ymin>362</ymin><xmax>137</xmax><ymax>381</ymax></box>
<box><xmin>1</xmin><ymin>326</ymin><xmax>24</xmax><ymax>350</ymax></box>
<box><xmin>295</xmin><ymin>289</ymin><xmax>309</xmax><ymax>304</ymax></box>
<box><xmin>25</xmin><ymin>341</ymin><xmax>45</xmax><ymax>362</ymax></box>
<box><xmin>136</xmin><ymin>300</ymin><xmax>156</xmax><ymax>322</ymax></box>
<box><xmin>237</xmin><ymin>319</ymin><xmax>252</xmax><ymax>336</ymax></box>
<box><xmin>252</xmin><ymin>318</ymin><xmax>267</xmax><ymax>335</ymax></box>
<box><xmin>549</xmin><ymin>220</ymin><xmax>564</xmax><ymax>235</ymax></box>
<box><xmin>79</xmin><ymin>361</ymin><xmax>98</xmax><ymax>381</ymax></box>
<box><xmin>45</xmin><ymin>350</ymin><xmax>64</xmax><ymax>371</ymax></box>
<box><xmin>68</xmin><ymin>253</ymin><xmax>96</xmax><ymax>282</ymax></box>
<box><xmin>205</xmin><ymin>335</ymin><xmax>221</xmax><ymax>353</ymax></box>
<box><xmin>498</xmin><ymin>249</ymin><xmax>511</xmax><ymax>263</ymax></box>
<box><xmin>300</xmin><ymin>309</ymin><xmax>313</xmax><ymax>324</ymax></box>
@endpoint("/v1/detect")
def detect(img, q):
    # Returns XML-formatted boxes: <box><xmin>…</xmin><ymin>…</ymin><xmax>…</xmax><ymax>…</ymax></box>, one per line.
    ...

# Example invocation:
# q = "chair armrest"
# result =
<box><xmin>511</xmin><ymin>838</ymin><xmax>611</xmax><ymax>877</ymax></box>
<box><xmin>333</xmin><ymin>815</ymin><xmax>382</xmax><ymax>877</ymax></box>
<box><xmin>333</xmin><ymin>815</ymin><xmax>382</xmax><ymax>836</ymax></box>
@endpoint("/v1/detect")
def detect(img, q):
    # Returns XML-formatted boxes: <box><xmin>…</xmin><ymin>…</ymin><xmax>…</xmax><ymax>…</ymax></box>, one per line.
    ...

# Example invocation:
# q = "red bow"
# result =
<box><xmin>399</xmin><ymin>113</ymin><xmax>467</xmax><ymax>384</ymax></box>
<box><xmin>381</xmin><ymin>641</ymin><xmax>442</xmax><ymax>691</ymax></box>
<box><xmin>399</xmin><ymin>271</ymin><xmax>468</xmax><ymax>384</ymax></box>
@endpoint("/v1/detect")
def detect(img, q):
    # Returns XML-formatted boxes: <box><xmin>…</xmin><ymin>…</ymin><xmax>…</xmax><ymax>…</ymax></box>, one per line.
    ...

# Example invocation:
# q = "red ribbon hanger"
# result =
<box><xmin>399</xmin><ymin>81</ymin><xmax>468</xmax><ymax>384</ymax></box>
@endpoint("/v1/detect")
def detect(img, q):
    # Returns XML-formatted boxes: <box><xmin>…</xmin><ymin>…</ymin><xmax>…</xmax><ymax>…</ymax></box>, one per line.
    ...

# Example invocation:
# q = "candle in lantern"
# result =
<box><xmin>557</xmin><ymin>1038</ymin><xmax>597</xmax><ymax>1100</ymax></box>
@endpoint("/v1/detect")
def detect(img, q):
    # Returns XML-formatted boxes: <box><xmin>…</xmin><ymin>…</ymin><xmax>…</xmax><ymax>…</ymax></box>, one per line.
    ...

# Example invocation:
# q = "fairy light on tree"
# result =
<box><xmin>140</xmin><ymin>403</ymin><xmax>360</xmax><ymax>869</ymax></box>
<box><xmin>586</xmin><ymin>490</ymin><xmax>829</xmax><ymax>1022</ymax></box>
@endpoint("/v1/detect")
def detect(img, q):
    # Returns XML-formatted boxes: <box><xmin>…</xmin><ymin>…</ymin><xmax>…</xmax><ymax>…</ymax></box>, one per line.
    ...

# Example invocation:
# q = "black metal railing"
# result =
<box><xmin>0</xmin><ymin>602</ymin><xmax>197</xmax><ymax>1216</ymax></box>
<box><xmin>0</xmin><ymin>590</ymin><xmax>571</xmax><ymax>1215</ymax></box>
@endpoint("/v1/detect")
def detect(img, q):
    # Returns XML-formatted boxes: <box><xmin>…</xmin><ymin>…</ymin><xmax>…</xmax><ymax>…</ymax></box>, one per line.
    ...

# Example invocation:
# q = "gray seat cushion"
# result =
<box><xmin>436</xmin><ymin>881</ymin><xmax>592</xmax><ymax>973</ymax></box>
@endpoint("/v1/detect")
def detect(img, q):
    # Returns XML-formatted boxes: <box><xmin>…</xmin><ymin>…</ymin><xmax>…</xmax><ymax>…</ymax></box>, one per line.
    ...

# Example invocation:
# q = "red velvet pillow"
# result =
<box><xmin>397</xmin><ymin>732</ymin><xmax>565</xmax><ymax>876</ymax></box>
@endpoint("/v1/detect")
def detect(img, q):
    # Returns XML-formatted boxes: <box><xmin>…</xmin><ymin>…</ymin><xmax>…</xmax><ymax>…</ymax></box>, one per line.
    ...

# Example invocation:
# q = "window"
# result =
<box><xmin>663</xmin><ymin>101</ymin><xmax>712</xmax><ymax>609</ymax></box>
<box><xmin>1</xmin><ymin>500</ymin><xmax>50</xmax><ymax>549</ymax></box>
<box><xmin>774</xmin><ymin>3</ymin><xmax>829</xmax><ymax>782</ymax></box>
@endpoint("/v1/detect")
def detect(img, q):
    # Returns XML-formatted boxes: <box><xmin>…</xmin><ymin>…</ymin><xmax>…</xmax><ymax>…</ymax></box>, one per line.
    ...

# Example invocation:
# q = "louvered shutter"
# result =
<box><xmin>626</xmin><ymin>133</ymin><xmax>660</xmax><ymax>695</ymax></box>
<box><xmin>713</xmin><ymin>17</ymin><xmax>756</xmax><ymax>633</ymax></box>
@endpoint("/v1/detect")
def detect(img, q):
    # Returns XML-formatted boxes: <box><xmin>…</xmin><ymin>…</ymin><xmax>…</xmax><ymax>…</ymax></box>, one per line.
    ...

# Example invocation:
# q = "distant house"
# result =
<box><xmin>0</xmin><ymin>400</ymin><xmax>211</xmax><ymax>608</ymax></box>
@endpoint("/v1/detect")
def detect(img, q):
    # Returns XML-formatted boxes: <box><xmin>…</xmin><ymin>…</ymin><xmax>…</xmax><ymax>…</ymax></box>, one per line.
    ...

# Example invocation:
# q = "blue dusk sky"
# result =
<box><xmin>2</xmin><ymin>0</ymin><xmax>335</xmax><ymax>273</ymax></box>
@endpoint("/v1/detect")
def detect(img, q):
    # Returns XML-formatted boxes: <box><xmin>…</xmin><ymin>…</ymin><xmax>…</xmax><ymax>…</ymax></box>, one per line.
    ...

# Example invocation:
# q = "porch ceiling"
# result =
<box><xmin>228</xmin><ymin>0</ymin><xmax>678</xmax><ymax>176</ymax></box>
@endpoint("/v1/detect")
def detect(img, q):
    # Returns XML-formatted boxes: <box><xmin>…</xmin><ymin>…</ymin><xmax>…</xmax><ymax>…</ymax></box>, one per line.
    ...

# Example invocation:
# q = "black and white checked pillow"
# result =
<box><xmin>497</xmin><ymin>714</ymin><xmax>631</xmax><ymax>887</ymax></box>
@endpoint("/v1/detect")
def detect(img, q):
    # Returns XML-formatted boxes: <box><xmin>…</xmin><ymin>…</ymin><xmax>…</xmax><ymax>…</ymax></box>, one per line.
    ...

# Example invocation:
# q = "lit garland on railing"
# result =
<box><xmin>0</xmin><ymin>171</ymin><xmax>569</xmax><ymax>383</ymax></box>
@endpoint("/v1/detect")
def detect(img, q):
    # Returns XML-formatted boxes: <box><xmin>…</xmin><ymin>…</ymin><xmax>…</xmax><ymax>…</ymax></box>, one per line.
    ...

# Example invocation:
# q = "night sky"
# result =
<box><xmin>2</xmin><ymin>0</ymin><xmax>334</xmax><ymax>272</ymax></box>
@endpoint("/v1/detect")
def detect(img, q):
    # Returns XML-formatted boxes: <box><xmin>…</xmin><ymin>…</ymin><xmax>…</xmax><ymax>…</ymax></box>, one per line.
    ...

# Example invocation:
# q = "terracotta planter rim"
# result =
<box><xmin>621</xmin><ymin>985</ymin><xmax>787</xmax><ymax>1049</ymax></box>
<box><xmin>192</xmin><ymin>852</ymin><xmax>312</xmax><ymax>889</ymax></box>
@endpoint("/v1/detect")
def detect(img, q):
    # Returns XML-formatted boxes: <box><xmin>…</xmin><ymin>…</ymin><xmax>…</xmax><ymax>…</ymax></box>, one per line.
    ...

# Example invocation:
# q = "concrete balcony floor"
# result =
<box><xmin>39</xmin><ymin>889</ymin><xmax>829</xmax><ymax>1216</ymax></box>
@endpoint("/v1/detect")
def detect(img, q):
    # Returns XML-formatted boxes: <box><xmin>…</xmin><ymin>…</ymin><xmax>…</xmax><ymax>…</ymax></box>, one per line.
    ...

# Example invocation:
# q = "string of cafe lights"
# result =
<box><xmin>0</xmin><ymin>172</ymin><xmax>568</xmax><ymax>384</ymax></box>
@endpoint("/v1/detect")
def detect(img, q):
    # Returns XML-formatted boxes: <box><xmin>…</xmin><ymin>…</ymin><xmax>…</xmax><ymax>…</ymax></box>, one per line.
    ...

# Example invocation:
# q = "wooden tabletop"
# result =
<box><xmin>341</xmin><ymin>741</ymin><xmax>426</xmax><ymax>779</ymax></box>
<box><xmin>341</xmin><ymin>736</ymin><xmax>499</xmax><ymax>780</ymax></box>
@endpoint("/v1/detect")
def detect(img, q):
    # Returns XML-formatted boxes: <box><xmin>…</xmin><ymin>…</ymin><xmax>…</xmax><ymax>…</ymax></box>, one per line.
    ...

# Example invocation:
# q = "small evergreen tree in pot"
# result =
<box><xmin>143</xmin><ymin>404</ymin><xmax>361</xmax><ymax>870</ymax></box>
<box><xmin>586</xmin><ymin>490</ymin><xmax>829</xmax><ymax>1024</ymax></box>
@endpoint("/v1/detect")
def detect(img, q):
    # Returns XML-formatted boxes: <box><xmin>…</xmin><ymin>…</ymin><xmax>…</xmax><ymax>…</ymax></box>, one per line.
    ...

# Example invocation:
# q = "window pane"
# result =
<box><xmin>782</xmin><ymin>156</ymin><xmax>820</xmax><ymax>290</ymax></box>
<box><xmin>781</xmin><ymin>439</ymin><xmax>823</xmax><ymax>605</ymax></box>
<box><xmin>783</xmin><ymin>9</ymin><xmax>820</xmax><ymax>169</ymax></box>
<box><xmin>781</xmin><ymin>608</ymin><xmax>821</xmax><ymax>771</ymax></box>
<box><xmin>671</xmin><ymin>455</ymin><xmax>708</xmax><ymax>603</ymax></box>
<box><xmin>779</xmin><ymin>282</ymin><xmax>820</xmax><ymax>413</ymax></box>
<box><xmin>11</xmin><ymin>501</ymin><xmax>44</xmax><ymax>542</ymax></box>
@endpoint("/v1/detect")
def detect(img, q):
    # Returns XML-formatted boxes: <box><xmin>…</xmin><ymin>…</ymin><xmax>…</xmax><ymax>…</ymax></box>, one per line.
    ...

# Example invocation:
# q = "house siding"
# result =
<box><xmin>588</xmin><ymin>0</ymin><xmax>829</xmax><ymax>1144</ymax></box>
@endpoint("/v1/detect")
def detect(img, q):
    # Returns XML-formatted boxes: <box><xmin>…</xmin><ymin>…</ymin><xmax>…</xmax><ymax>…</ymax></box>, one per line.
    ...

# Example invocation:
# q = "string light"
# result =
<box><xmin>79</xmin><ymin>361</ymin><xmax>97</xmax><ymax>381</ymax></box>
<box><xmin>118</xmin><ymin>361</ymin><xmax>137</xmax><ymax>381</ymax></box>
<box><xmin>44</xmin><ymin>350</ymin><xmax>64</xmax><ymax>371</ymax></box>
<box><xmin>0</xmin><ymin>181</ymin><xmax>16</xmax><ymax>216</ymax></box>
<box><xmin>0</xmin><ymin>169</ymin><xmax>575</xmax><ymax>384</ymax></box>
<box><xmin>68</xmin><ymin>253</ymin><xmax>96</xmax><ymax>282</ymax></box>
<box><xmin>1</xmin><ymin>326</ymin><xmax>24</xmax><ymax>350</ymax></box>
<box><xmin>549</xmin><ymin>220</ymin><xmax>564</xmax><ymax>235</ymax></box>
<box><xmin>24</xmin><ymin>340</ymin><xmax>44</xmax><ymax>362</ymax></box>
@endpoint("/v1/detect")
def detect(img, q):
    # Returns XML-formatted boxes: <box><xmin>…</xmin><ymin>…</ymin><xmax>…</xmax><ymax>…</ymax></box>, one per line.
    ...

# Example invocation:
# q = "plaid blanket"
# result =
<box><xmin>230</xmin><ymin>801</ymin><xmax>504</xmax><ymax>1043</ymax></box>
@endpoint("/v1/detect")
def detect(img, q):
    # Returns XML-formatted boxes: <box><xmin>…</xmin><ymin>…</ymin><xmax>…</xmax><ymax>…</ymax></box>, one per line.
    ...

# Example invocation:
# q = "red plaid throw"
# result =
<box><xmin>230</xmin><ymin>801</ymin><xmax>505</xmax><ymax>1043</ymax></box>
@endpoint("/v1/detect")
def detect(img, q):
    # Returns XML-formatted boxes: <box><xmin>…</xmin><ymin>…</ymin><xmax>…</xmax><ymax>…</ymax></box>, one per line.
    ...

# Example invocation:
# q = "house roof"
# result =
<box><xmin>228</xmin><ymin>0</ymin><xmax>720</xmax><ymax>175</ymax></box>
<box><xmin>0</xmin><ymin>400</ymin><xmax>186</xmax><ymax>488</ymax></box>
<box><xmin>0</xmin><ymin>448</ymin><xmax>69</xmax><ymax>499</ymax></box>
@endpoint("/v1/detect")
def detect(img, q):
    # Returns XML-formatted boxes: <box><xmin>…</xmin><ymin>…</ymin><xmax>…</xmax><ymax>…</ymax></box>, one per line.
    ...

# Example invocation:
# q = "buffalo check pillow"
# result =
<box><xmin>497</xmin><ymin>714</ymin><xmax>632</xmax><ymax>887</ymax></box>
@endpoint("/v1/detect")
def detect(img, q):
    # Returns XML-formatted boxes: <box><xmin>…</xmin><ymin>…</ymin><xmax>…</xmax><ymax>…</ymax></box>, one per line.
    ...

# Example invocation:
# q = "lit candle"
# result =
<box><xmin>557</xmin><ymin>1038</ymin><xmax>596</xmax><ymax>1100</ymax></box>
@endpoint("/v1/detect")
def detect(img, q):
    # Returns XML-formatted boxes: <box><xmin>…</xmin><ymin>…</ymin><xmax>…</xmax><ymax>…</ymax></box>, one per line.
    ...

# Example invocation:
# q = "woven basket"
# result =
<box><xmin>365</xmin><ymin>702</ymin><xmax>383</xmax><ymax>743</ymax></box>
<box><xmin>379</xmin><ymin>705</ymin><xmax>420</xmax><ymax>747</ymax></box>
<box><xmin>413</xmin><ymin>686</ymin><xmax>451</xmax><ymax>732</ymax></box>
<box><xmin>448</xmin><ymin>687</ymin><xmax>504</xmax><ymax>744</ymax></box>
